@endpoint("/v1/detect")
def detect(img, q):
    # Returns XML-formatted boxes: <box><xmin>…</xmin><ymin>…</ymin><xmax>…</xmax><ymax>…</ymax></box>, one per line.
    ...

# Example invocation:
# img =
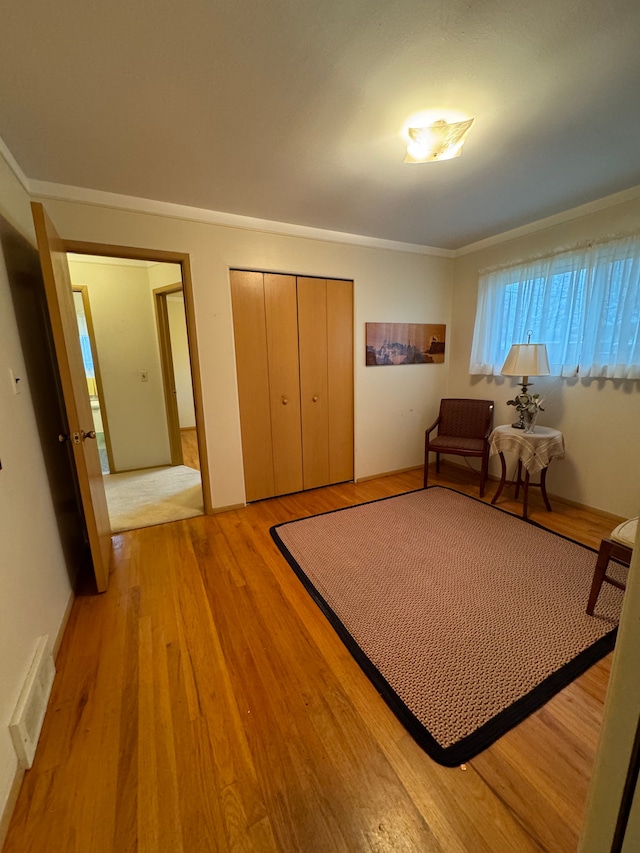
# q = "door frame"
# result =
<box><xmin>72</xmin><ymin>285</ymin><xmax>116</xmax><ymax>474</ymax></box>
<box><xmin>153</xmin><ymin>282</ymin><xmax>186</xmax><ymax>467</ymax></box>
<box><xmin>63</xmin><ymin>239</ymin><xmax>213</xmax><ymax>515</ymax></box>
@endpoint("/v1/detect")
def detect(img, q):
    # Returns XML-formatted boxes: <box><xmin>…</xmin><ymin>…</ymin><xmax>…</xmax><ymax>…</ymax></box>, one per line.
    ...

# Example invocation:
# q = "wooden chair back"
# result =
<box><xmin>437</xmin><ymin>398</ymin><xmax>494</xmax><ymax>440</ymax></box>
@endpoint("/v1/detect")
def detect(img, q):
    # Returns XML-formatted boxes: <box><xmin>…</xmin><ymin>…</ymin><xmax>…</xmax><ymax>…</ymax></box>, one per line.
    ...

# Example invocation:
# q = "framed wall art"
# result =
<box><xmin>365</xmin><ymin>322</ymin><xmax>446</xmax><ymax>366</ymax></box>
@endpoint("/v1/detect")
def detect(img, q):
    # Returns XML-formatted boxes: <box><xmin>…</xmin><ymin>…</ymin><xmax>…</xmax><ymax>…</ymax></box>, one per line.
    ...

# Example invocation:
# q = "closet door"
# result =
<box><xmin>264</xmin><ymin>274</ymin><xmax>303</xmax><ymax>495</ymax></box>
<box><xmin>297</xmin><ymin>277</ymin><xmax>331</xmax><ymax>488</ymax></box>
<box><xmin>298</xmin><ymin>276</ymin><xmax>354</xmax><ymax>490</ymax></box>
<box><xmin>230</xmin><ymin>270</ymin><xmax>275</xmax><ymax>501</ymax></box>
<box><xmin>326</xmin><ymin>278</ymin><xmax>354</xmax><ymax>483</ymax></box>
<box><xmin>232</xmin><ymin>270</ymin><xmax>353</xmax><ymax>501</ymax></box>
<box><xmin>298</xmin><ymin>278</ymin><xmax>329</xmax><ymax>489</ymax></box>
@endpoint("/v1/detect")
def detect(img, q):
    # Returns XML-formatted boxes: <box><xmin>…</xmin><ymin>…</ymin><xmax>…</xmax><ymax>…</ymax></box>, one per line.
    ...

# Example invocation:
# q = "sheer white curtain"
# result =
<box><xmin>470</xmin><ymin>235</ymin><xmax>640</xmax><ymax>379</ymax></box>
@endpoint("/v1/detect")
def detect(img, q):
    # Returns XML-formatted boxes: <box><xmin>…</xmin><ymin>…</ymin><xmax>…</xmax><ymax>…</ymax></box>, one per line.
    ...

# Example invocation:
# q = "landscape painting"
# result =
<box><xmin>366</xmin><ymin>322</ymin><xmax>446</xmax><ymax>366</ymax></box>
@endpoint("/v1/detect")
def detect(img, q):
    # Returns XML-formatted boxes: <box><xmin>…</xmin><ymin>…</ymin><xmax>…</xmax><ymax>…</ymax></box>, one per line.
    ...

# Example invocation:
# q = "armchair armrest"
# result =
<box><xmin>425</xmin><ymin>416</ymin><xmax>441</xmax><ymax>436</ymax></box>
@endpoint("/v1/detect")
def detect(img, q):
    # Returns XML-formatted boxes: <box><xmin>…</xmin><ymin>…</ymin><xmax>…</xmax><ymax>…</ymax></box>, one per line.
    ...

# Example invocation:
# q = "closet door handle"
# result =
<box><xmin>312</xmin><ymin>395</ymin><xmax>319</xmax><ymax>402</ymax></box>
<box><xmin>282</xmin><ymin>397</ymin><xmax>289</xmax><ymax>405</ymax></box>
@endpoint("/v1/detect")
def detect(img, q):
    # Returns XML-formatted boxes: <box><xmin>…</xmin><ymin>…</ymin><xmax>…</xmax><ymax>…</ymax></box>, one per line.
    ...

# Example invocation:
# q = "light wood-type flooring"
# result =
<box><xmin>4</xmin><ymin>463</ymin><xmax>619</xmax><ymax>853</ymax></box>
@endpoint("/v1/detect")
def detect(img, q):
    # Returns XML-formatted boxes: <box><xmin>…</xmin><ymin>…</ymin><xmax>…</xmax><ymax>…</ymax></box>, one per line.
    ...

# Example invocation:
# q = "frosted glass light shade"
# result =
<box><xmin>501</xmin><ymin>343</ymin><xmax>550</xmax><ymax>380</ymax></box>
<box><xmin>404</xmin><ymin>118</ymin><xmax>474</xmax><ymax>163</ymax></box>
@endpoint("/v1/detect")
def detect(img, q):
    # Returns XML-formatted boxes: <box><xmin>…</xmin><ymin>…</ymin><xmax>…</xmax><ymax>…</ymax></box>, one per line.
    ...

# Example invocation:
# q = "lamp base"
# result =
<box><xmin>511</xmin><ymin>380</ymin><xmax>530</xmax><ymax>429</ymax></box>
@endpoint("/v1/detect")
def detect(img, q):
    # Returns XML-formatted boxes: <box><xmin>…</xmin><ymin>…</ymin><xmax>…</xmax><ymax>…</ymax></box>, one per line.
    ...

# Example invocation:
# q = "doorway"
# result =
<box><xmin>153</xmin><ymin>284</ymin><xmax>199</xmax><ymax>470</ymax></box>
<box><xmin>65</xmin><ymin>247</ymin><xmax>211</xmax><ymax>532</ymax></box>
<box><xmin>73</xmin><ymin>286</ymin><xmax>113</xmax><ymax>474</ymax></box>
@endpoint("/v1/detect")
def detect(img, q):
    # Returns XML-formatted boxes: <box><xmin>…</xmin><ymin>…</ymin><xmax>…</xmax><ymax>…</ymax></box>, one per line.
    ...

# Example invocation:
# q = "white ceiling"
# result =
<box><xmin>2</xmin><ymin>0</ymin><xmax>640</xmax><ymax>250</ymax></box>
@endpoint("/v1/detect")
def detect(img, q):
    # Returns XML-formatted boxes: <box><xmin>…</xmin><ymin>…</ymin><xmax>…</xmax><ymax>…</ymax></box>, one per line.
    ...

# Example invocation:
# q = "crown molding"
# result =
<box><xmin>5</xmin><ymin>140</ymin><xmax>638</xmax><ymax>260</ymax></box>
<box><xmin>29</xmin><ymin>179</ymin><xmax>453</xmax><ymax>258</ymax></box>
<box><xmin>0</xmin><ymin>134</ymin><xmax>31</xmax><ymax>193</ymax></box>
<box><xmin>454</xmin><ymin>184</ymin><xmax>640</xmax><ymax>256</ymax></box>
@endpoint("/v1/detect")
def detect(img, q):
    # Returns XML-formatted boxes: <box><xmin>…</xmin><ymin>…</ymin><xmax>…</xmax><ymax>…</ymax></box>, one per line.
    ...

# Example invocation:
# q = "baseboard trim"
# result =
<box><xmin>355</xmin><ymin>466</ymin><xmax>422</xmax><ymax>483</ymax></box>
<box><xmin>0</xmin><ymin>590</ymin><xmax>75</xmax><ymax>847</ymax></box>
<box><xmin>545</xmin><ymin>494</ymin><xmax>625</xmax><ymax>524</ymax></box>
<box><xmin>0</xmin><ymin>765</ymin><xmax>25</xmax><ymax>851</ymax></box>
<box><xmin>376</xmin><ymin>458</ymin><xmax>626</xmax><ymax>523</ymax></box>
<box><xmin>111</xmin><ymin>462</ymin><xmax>176</xmax><ymax>475</ymax></box>
<box><xmin>212</xmin><ymin>502</ymin><xmax>246</xmax><ymax>514</ymax></box>
<box><xmin>53</xmin><ymin>590</ymin><xmax>75</xmax><ymax>661</ymax></box>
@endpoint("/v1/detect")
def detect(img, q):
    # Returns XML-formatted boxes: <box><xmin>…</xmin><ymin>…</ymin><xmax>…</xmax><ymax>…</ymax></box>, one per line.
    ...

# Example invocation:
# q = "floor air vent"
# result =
<box><xmin>9</xmin><ymin>636</ymin><xmax>55</xmax><ymax>768</ymax></box>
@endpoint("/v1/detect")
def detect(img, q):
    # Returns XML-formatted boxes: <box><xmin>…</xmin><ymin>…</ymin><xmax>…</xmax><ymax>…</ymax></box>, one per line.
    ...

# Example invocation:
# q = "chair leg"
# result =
<box><xmin>479</xmin><ymin>447</ymin><xmax>489</xmax><ymax>497</ymax></box>
<box><xmin>587</xmin><ymin>539</ymin><xmax>614</xmax><ymax>615</ymax></box>
<box><xmin>423</xmin><ymin>436</ymin><xmax>430</xmax><ymax>488</ymax></box>
<box><xmin>436</xmin><ymin>453</ymin><xmax>441</xmax><ymax>474</ymax></box>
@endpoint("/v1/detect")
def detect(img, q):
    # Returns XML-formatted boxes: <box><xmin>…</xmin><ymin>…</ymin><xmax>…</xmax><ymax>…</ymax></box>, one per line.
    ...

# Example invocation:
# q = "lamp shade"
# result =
<box><xmin>500</xmin><ymin>343</ymin><xmax>550</xmax><ymax>379</ymax></box>
<box><xmin>404</xmin><ymin>118</ymin><xmax>474</xmax><ymax>163</ymax></box>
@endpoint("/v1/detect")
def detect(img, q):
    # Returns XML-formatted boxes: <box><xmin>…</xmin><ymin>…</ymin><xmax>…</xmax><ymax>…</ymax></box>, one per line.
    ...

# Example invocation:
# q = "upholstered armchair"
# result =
<box><xmin>586</xmin><ymin>517</ymin><xmax>636</xmax><ymax>615</ymax></box>
<box><xmin>423</xmin><ymin>398</ymin><xmax>494</xmax><ymax>496</ymax></box>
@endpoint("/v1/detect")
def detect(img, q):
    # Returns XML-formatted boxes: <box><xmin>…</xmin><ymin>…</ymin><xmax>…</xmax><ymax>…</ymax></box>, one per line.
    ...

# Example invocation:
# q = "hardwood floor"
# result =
<box><xmin>4</xmin><ymin>464</ymin><xmax>618</xmax><ymax>852</ymax></box>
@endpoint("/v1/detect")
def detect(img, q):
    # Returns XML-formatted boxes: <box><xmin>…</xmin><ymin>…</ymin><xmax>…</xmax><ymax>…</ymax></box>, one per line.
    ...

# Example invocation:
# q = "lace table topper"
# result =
<box><xmin>489</xmin><ymin>424</ymin><xmax>565</xmax><ymax>475</ymax></box>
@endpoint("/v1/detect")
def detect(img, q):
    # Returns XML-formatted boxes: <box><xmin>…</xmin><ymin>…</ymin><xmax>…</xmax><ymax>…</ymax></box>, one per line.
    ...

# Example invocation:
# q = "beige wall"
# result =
<box><xmin>67</xmin><ymin>258</ymin><xmax>172</xmax><ymax>472</ymax></box>
<box><xmin>1</xmin><ymin>142</ymin><xmax>639</xmax><ymax>843</ymax></box>
<box><xmin>36</xmin><ymin>198</ymin><xmax>453</xmax><ymax>509</ymax></box>
<box><xmin>147</xmin><ymin>261</ymin><xmax>181</xmax><ymax>290</ymax></box>
<box><xmin>0</xmin><ymin>158</ymin><xmax>73</xmax><ymax>838</ymax></box>
<box><xmin>450</xmin><ymin>197</ymin><xmax>640</xmax><ymax>518</ymax></box>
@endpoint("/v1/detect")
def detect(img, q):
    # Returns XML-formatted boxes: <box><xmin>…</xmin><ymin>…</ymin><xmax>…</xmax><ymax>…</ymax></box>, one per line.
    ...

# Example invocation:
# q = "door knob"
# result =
<box><xmin>282</xmin><ymin>397</ymin><xmax>288</xmax><ymax>405</ymax></box>
<box><xmin>312</xmin><ymin>395</ymin><xmax>319</xmax><ymax>402</ymax></box>
<box><xmin>58</xmin><ymin>433</ymin><xmax>70</xmax><ymax>443</ymax></box>
<box><xmin>81</xmin><ymin>430</ymin><xmax>97</xmax><ymax>440</ymax></box>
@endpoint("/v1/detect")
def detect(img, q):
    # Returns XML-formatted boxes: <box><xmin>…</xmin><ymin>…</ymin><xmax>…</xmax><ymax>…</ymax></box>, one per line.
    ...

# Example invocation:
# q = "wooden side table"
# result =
<box><xmin>489</xmin><ymin>425</ymin><xmax>565</xmax><ymax>519</ymax></box>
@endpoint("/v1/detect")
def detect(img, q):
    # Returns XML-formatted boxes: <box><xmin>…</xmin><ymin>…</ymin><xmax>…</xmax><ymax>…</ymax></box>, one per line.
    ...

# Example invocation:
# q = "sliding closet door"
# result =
<box><xmin>230</xmin><ymin>270</ymin><xmax>275</xmax><ymax>501</ymax></box>
<box><xmin>297</xmin><ymin>277</ymin><xmax>330</xmax><ymax>489</ymax></box>
<box><xmin>264</xmin><ymin>274</ymin><xmax>303</xmax><ymax>495</ymax></box>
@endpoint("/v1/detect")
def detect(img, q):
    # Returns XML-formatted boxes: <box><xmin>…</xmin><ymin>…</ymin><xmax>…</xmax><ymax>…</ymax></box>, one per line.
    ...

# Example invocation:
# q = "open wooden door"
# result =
<box><xmin>31</xmin><ymin>202</ymin><xmax>112</xmax><ymax>592</ymax></box>
<box><xmin>153</xmin><ymin>285</ymin><xmax>184</xmax><ymax>467</ymax></box>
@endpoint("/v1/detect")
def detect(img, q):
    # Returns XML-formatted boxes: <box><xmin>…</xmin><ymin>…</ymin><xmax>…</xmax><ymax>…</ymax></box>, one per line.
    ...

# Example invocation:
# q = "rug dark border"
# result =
<box><xmin>270</xmin><ymin>485</ymin><xmax>618</xmax><ymax>768</ymax></box>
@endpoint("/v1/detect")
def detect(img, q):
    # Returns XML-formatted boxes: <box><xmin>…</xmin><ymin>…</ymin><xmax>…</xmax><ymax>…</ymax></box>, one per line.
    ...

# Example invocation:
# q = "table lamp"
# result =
<box><xmin>500</xmin><ymin>335</ymin><xmax>550</xmax><ymax>429</ymax></box>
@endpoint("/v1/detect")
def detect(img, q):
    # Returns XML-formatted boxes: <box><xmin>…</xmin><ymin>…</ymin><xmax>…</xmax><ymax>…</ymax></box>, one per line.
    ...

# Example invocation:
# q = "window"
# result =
<box><xmin>470</xmin><ymin>234</ymin><xmax>640</xmax><ymax>380</ymax></box>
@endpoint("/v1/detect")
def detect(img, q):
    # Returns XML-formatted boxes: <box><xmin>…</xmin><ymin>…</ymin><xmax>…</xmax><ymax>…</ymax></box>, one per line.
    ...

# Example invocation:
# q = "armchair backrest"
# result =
<box><xmin>438</xmin><ymin>398</ymin><xmax>494</xmax><ymax>440</ymax></box>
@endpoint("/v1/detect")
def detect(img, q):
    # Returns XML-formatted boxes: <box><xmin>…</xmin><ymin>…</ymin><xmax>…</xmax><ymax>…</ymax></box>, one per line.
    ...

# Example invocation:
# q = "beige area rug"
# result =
<box><xmin>271</xmin><ymin>486</ymin><xmax>625</xmax><ymax>766</ymax></box>
<box><xmin>104</xmin><ymin>465</ymin><xmax>204</xmax><ymax>533</ymax></box>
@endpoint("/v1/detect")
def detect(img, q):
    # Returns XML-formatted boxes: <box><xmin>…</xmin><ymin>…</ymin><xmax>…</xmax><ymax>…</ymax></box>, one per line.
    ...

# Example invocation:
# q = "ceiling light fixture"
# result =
<box><xmin>404</xmin><ymin>117</ymin><xmax>474</xmax><ymax>163</ymax></box>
